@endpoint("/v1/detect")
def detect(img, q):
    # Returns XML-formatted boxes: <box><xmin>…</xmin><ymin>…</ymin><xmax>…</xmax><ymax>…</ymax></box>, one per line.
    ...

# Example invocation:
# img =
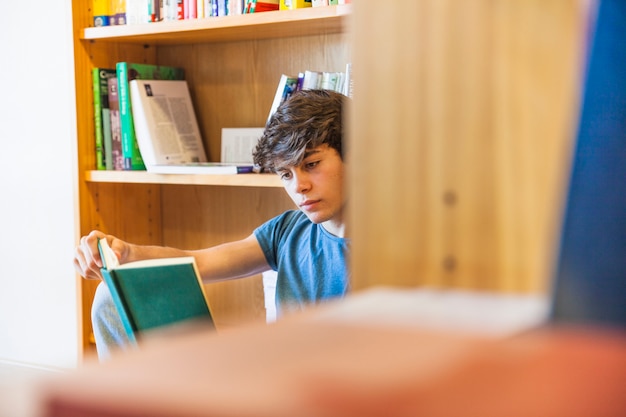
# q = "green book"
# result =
<box><xmin>92</xmin><ymin>68</ymin><xmax>116</xmax><ymax>170</ymax></box>
<box><xmin>116</xmin><ymin>62</ymin><xmax>185</xmax><ymax>170</ymax></box>
<box><xmin>97</xmin><ymin>239</ymin><xmax>214</xmax><ymax>343</ymax></box>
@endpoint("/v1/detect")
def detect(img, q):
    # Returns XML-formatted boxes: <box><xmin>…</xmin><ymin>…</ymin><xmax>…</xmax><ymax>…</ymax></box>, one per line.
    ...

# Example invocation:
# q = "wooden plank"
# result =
<box><xmin>349</xmin><ymin>0</ymin><xmax>587</xmax><ymax>293</ymax></box>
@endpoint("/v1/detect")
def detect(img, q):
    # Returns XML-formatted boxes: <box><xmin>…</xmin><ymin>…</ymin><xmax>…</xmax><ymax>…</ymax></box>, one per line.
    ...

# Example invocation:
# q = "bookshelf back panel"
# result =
<box><xmin>157</xmin><ymin>34</ymin><xmax>350</xmax><ymax>160</ymax></box>
<box><xmin>160</xmin><ymin>184</ymin><xmax>294</xmax><ymax>327</ymax></box>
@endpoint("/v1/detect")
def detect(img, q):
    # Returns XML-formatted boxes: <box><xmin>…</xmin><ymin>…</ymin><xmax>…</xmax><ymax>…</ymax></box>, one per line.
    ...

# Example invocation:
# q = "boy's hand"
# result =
<box><xmin>74</xmin><ymin>231</ymin><xmax>122</xmax><ymax>280</ymax></box>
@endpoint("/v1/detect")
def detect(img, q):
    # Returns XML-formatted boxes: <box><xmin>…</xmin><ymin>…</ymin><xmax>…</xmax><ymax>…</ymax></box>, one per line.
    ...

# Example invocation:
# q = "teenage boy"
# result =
<box><xmin>74</xmin><ymin>89</ymin><xmax>350</xmax><ymax>358</ymax></box>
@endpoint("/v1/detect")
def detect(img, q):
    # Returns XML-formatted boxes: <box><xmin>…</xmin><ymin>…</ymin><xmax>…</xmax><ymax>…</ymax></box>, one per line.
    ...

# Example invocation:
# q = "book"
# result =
<box><xmin>267</xmin><ymin>74</ymin><xmax>298</xmax><ymax>122</ymax></box>
<box><xmin>92</xmin><ymin>68</ymin><xmax>116</xmax><ymax>170</ymax></box>
<box><xmin>148</xmin><ymin>0</ymin><xmax>163</xmax><ymax>21</ymax></box>
<box><xmin>221</xmin><ymin>127</ymin><xmax>265</xmax><ymax>164</ymax></box>
<box><xmin>279</xmin><ymin>0</ymin><xmax>311</xmax><ymax>9</ymax></box>
<box><xmin>107</xmin><ymin>77</ymin><xmax>125</xmax><ymax>170</ymax></box>
<box><xmin>116</xmin><ymin>62</ymin><xmax>185</xmax><ymax>170</ymax></box>
<box><xmin>129</xmin><ymin>79</ymin><xmax>208</xmax><ymax>171</ymax></box>
<box><xmin>255</xmin><ymin>0</ymin><xmax>279</xmax><ymax>12</ymax></box>
<box><xmin>300</xmin><ymin>69</ymin><xmax>322</xmax><ymax>90</ymax></box>
<box><xmin>97</xmin><ymin>238</ymin><xmax>215</xmax><ymax>343</ymax></box>
<box><xmin>92</xmin><ymin>0</ymin><xmax>110</xmax><ymax>26</ymax></box>
<box><xmin>343</xmin><ymin>62</ymin><xmax>353</xmax><ymax>98</ymax></box>
<box><xmin>110</xmin><ymin>0</ymin><xmax>127</xmax><ymax>25</ymax></box>
<box><xmin>125</xmin><ymin>0</ymin><xmax>148</xmax><ymax>24</ymax></box>
<box><xmin>149</xmin><ymin>162</ymin><xmax>255</xmax><ymax>175</ymax></box>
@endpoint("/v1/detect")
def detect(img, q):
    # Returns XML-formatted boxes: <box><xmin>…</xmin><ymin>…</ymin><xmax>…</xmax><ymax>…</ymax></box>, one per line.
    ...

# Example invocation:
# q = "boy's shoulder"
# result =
<box><xmin>268</xmin><ymin>210</ymin><xmax>311</xmax><ymax>232</ymax></box>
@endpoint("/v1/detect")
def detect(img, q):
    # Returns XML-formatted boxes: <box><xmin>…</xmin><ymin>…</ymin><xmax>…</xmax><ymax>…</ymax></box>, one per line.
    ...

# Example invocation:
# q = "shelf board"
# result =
<box><xmin>82</xmin><ymin>5</ymin><xmax>351</xmax><ymax>45</ymax></box>
<box><xmin>85</xmin><ymin>170</ymin><xmax>283</xmax><ymax>187</ymax></box>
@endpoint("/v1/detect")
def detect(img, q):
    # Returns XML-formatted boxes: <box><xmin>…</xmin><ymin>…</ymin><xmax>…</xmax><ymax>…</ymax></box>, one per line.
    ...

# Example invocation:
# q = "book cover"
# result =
<box><xmin>97</xmin><ymin>239</ymin><xmax>214</xmax><ymax>342</ymax></box>
<box><xmin>92</xmin><ymin>68</ymin><xmax>116</xmax><ymax>170</ymax></box>
<box><xmin>267</xmin><ymin>74</ymin><xmax>298</xmax><ymax>122</ymax></box>
<box><xmin>108</xmin><ymin>77</ymin><xmax>125</xmax><ymax>170</ymax></box>
<box><xmin>129</xmin><ymin>79</ymin><xmax>207</xmax><ymax>170</ymax></box>
<box><xmin>149</xmin><ymin>162</ymin><xmax>255</xmax><ymax>175</ymax></box>
<box><xmin>116</xmin><ymin>62</ymin><xmax>185</xmax><ymax>170</ymax></box>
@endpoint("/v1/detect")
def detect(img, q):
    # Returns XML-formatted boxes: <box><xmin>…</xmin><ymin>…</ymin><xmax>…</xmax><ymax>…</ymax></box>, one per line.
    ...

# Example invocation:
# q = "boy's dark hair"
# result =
<box><xmin>253</xmin><ymin>89</ymin><xmax>345</xmax><ymax>172</ymax></box>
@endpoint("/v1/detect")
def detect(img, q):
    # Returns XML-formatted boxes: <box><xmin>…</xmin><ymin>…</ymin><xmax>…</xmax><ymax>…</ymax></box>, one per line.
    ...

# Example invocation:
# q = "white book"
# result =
<box><xmin>301</xmin><ymin>70</ymin><xmax>322</xmax><ymax>90</ymax></box>
<box><xmin>343</xmin><ymin>62</ymin><xmax>353</xmax><ymax>97</ymax></box>
<box><xmin>126</xmin><ymin>0</ymin><xmax>149</xmax><ymax>24</ymax></box>
<box><xmin>320</xmin><ymin>71</ymin><xmax>339</xmax><ymax>91</ymax></box>
<box><xmin>221</xmin><ymin>127</ymin><xmax>264</xmax><ymax>164</ymax></box>
<box><xmin>130</xmin><ymin>79</ymin><xmax>208</xmax><ymax>172</ymax></box>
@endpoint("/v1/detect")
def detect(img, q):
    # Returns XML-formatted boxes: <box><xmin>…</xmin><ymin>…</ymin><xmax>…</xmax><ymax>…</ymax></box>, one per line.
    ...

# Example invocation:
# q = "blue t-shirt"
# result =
<box><xmin>254</xmin><ymin>210</ymin><xmax>350</xmax><ymax>316</ymax></box>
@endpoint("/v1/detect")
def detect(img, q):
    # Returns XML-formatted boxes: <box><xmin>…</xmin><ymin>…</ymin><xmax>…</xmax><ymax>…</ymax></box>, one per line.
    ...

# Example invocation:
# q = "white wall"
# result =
<box><xmin>0</xmin><ymin>1</ymin><xmax>79</xmax><ymax>368</ymax></box>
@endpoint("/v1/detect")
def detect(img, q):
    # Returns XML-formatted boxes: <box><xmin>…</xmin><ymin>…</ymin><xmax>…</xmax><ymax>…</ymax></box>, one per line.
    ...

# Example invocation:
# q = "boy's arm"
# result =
<box><xmin>190</xmin><ymin>234</ymin><xmax>271</xmax><ymax>283</ymax></box>
<box><xmin>74</xmin><ymin>230</ymin><xmax>270</xmax><ymax>282</ymax></box>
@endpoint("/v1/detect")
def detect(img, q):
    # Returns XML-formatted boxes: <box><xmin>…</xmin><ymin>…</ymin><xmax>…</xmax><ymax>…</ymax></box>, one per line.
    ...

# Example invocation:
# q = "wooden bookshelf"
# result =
<box><xmin>82</xmin><ymin>5</ymin><xmax>350</xmax><ymax>44</ymax></box>
<box><xmin>72</xmin><ymin>0</ymin><xmax>588</xmax><ymax>362</ymax></box>
<box><xmin>71</xmin><ymin>3</ymin><xmax>350</xmax><ymax>359</ymax></box>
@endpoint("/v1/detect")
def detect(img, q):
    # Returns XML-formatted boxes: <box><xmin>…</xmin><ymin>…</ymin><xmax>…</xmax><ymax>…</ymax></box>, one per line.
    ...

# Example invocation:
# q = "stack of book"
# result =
<box><xmin>92</xmin><ymin>62</ymin><xmax>256</xmax><ymax>175</ymax></box>
<box><xmin>92</xmin><ymin>63</ymin><xmax>185</xmax><ymax>171</ymax></box>
<box><xmin>267</xmin><ymin>63</ymin><xmax>352</xmax><ymax>121</ymax></box>
<box><xmin>92</xmin><ymin>0</ymin><xmax>283</xmax><ymax>26</ymax></box>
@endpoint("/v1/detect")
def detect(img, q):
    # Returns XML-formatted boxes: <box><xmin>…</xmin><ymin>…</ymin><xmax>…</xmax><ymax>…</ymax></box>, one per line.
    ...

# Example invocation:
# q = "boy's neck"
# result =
<box><xmin>321</xmin><ymin>220</ymin><xmax>345</xmax><ymax>238</ymax></box>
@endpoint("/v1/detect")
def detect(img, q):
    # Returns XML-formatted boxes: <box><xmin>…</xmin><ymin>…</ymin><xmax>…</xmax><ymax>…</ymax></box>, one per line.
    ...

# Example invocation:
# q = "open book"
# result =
<box><xmin>97</xmin><ymin>239</ymin><xmax>215</xmax><ymax>343</ymax></box>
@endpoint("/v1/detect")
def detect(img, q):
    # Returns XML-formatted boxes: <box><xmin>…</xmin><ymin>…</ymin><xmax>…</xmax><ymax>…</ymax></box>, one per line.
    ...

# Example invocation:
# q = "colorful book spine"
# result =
<box><xmin>254</xmin><ymin>0</ymin><xmax>279</xmax><ymax>12</ymax></box>
<box><xmin>174</xmin><ymin>0</ymin><xmax>184</xmax><ymax>18</ymax></box>
<box><xmin>279</xmin><ymin>0</ymin><xmax>310</xmax><ymax>10</ymax></box>
<box><xmin>108</xmin><ymin>77</ymin><xmax>124</xmax><ymax>170</ymax></box>
<box><xmin>92</xmin><ymin>68</ymin><xmax>116</xmax><ymax>170</ymax></box>
<box><xmin>92</xmin><ymin>0</ymin><xmax>110</xmax><ymax>26</ymax></box>
<box><xmin>216</xmin><ymin>0</ymin><xmax>227</xmax><ymax>15</ymax></box>
<box><xmin>116</xmin><ymin>62</ymin><xmax>185</xmax><ymax>170</ymax></box>
<box><xmin>110</xmin><ymin>0</ymin><xmax>127</xmax><ymax>25</ymax></box>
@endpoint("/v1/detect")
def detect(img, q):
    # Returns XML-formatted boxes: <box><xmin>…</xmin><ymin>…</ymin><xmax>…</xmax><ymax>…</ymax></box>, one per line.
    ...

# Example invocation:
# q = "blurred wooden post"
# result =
<box><xmin>348</xmin><ymin>0</ymin><xmax>590</xmax><ymax>293</ymax></box>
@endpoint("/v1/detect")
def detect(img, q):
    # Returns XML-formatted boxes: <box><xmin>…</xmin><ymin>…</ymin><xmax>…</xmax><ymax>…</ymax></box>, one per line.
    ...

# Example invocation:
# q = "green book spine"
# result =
<box><xmin>116</xmin><ymin>62</ymin><xmax>185</xmax><ymax>171</ymax></box>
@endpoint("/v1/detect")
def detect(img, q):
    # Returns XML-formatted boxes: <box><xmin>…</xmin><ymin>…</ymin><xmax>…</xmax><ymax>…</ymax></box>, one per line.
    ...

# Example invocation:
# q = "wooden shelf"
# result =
<box><xmin>85</xmin><ymin>170</ymin><xmax>283</xmax><ymax>187</ymax></box>
<box><xmin>82</xmin><ymin>5</ymin><xmax>351</xmax><ymax>45</ymax></box>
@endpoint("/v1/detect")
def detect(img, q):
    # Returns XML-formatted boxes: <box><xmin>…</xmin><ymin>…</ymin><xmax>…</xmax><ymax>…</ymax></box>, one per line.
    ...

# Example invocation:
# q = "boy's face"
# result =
<box><xmin>275</xmin><ymin>144</ymin><xmax>345</xmax><ymax>235</ymax></box>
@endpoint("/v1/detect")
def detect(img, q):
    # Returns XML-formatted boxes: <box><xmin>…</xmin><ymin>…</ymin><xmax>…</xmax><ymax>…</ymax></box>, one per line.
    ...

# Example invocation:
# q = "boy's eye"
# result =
<box><xmin>278</xmin><ymin>171</ymin><xmax>292</xmax><ymax>180</ymax></box>
<box><xmin>305</xmin><ymin>160</ymin><xmax>320</xmax><ymax>169</ymax></box>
